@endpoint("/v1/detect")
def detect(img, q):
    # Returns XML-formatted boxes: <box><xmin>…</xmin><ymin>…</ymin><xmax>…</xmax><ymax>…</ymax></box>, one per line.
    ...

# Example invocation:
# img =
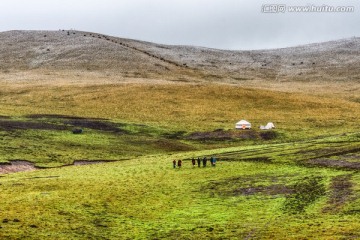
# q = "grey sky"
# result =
<box><xmin>0</xmin><ymin>0</ymin><xmax>359</xmax><ymax>50</ymax></box>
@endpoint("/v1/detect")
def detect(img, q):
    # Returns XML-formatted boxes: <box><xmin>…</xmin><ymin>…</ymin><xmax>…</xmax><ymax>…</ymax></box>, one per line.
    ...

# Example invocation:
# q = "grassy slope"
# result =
<box><xmin>0</xmin><ymin>80</ymin><xmax>359</xmax><ymax>238</ymax></box>
<box><xmin>1</xmin><ymin>82</ymin><xmax>359</xmax><ymax>133</ymax></box>
<box><xmin>0</xmin><ymin>81</ymin><xmax>359</xmax><ymax>166</ymax></box>
<box><xmin>0</xmin><ymin>134</ymin><xmax>359</xmax><ymax>239</ymax></box>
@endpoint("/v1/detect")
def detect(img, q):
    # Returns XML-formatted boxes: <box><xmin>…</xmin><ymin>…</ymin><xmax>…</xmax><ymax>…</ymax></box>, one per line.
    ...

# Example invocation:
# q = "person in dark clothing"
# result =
<box><xmin>210</xmin><ymin>157</ymin><xmax>214</xmax><ymax>166</ymax></box>
<box><xmin>197</xmin><ymin>157</ymin><xmax>201</xmax><ymax>167</ymax></box>
<box><xmin>173</xmin><ymin>159</ymin><xmax>177</xmax><ymax>168</ymax></box>
<box><xmin>177</xmin><ymin>159</ymin><xmax>182</xmax><ymax>168</ymax></box>
<box><xmin>213</xmin><ymin>157</ymin><xmax>217</xmax><ymax>167</ymax></box>
<box><xmin>203</xmin><ymin>157</ymin><xmax>207</xmax><ymax>167</ymax></box>
<box><xmin>192</xmin><ymin>158</ymin><xmax>196</xmax><ymax>167</ymax></box>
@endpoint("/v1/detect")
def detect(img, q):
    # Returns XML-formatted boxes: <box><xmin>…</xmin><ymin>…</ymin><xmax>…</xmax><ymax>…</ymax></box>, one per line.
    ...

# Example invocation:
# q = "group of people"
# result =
<box><xmin>173</xmin><ymin>159</ymin><xmax>182</xmax><ymax>168</ymax></box>
<box><xmin>173</xmin><ymin>156</ymin><xmax>217</xmax><ymax>168</ymax></box>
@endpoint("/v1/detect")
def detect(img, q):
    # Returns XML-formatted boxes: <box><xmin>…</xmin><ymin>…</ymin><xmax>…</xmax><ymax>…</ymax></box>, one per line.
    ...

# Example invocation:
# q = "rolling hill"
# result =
<box><xmin>0</xmin><ymin>30</ymin><xmax>359</xmax><ymax>138</ymax></box>
<box><xmin>0</xmin><ymin>30</ymin><xmax>360</xmax><ymax>84</ymax></box>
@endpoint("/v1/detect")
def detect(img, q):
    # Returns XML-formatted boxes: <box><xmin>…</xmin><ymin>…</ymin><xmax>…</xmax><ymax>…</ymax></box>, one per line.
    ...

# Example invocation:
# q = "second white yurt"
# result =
<box><xmin>260</xmin><ymin>122</ymin><xmax>275</xmax><ymax>130</ymax></box>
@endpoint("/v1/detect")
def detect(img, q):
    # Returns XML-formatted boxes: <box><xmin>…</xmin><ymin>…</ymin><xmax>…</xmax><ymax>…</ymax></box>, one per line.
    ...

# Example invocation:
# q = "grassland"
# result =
<box><xmin>0</xmin><ymin>80</ymin><xmax>359</xmax><ymax>166</ymax></box>
<box><xmin>0</xmin><ymin>78</ymin><xmax>359</xmax><ymax>239</ymax></box>
<box><xmin>0</xmin><ymin>133</ymin><xmax>359</xmax><ymax>239</ymax></box>
<box><xmin>1</xmin><ymin>81</ymin><xmax>359</xmax><ymax>132</ymax></box>
<box><xmin>0</xmin><ymin>30</ymin><xmax>360</xmax><ymax>239</ymax></box>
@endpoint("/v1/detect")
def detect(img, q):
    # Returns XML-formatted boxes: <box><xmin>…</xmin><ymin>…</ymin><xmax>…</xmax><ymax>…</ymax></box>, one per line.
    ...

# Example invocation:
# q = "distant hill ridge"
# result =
<box><xmin>0</xmin><ymin>30</ymin><xmax>359</xmax><ymax>82</ymax></box>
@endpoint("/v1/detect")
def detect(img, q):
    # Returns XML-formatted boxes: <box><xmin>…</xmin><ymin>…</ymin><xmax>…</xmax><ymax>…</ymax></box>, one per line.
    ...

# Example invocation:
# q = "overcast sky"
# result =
<box><xmin>0</xmin><ymin>0</ymin><xmax>359</xmax><ymax>50</ymax></box>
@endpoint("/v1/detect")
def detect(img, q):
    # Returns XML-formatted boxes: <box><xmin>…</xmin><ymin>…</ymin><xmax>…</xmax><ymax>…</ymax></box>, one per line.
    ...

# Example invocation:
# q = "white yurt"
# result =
<box><xmin>260</xmin><ymin>122</ymin><xmax>275</xmax><ymax>130</ymax></box>
<box><xmin>235</xmin><ymin>120</ymin><xmax>251</xmax><ymax>129</ymax></box>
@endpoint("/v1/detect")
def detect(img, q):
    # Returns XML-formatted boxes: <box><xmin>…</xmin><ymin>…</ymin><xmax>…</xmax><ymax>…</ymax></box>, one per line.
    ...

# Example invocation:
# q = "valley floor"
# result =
<box><xmin>0</xmin><ymin>133</ymin><xmax>359</xmax><ymax>239</ymax></box>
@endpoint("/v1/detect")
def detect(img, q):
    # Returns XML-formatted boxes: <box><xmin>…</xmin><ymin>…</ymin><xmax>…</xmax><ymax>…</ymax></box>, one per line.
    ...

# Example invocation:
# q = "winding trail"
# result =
<box><xmin>80</xmin><ymin>30</ymin><xmax>191</xmax><ymax>70</ymax></box>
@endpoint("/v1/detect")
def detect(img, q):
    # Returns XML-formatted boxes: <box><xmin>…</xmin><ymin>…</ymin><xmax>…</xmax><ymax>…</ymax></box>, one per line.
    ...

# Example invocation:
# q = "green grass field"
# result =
<box><xmin>1</xmin><ymin>135</ymin><xmax>359</xmax><ymax>239</ymax></box>
<box><xmin>0</xmin><ymin>81</ymin><xmax>359</xmax><ymax>239</ymax></box>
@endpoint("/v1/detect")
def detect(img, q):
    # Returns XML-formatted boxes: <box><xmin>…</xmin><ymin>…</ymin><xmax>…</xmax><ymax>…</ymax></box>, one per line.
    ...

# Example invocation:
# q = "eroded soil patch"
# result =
<box><xmin>73</xmin><ymin>160</ymin><xmax>114</xmax><ymax>166</ymax></box>
<box><xmin>203</xmin><ymin>175</ymin><xmax>293</xmax><ymax>197</ymax></box>
<box><xmin>232</xmin><ymin>184</ymin><xmax>293</xmax><ymax>196</ymax></box>
<box><xmin>0</xmin><ymin>161</ymin><xmax>37</xmax><ymax>174</ymax></box>
<box><xmin>0</xmin><ymin>160</ymin><xmax>117</xmax><ymax>175</ymax></box>
<box><xmin>219</xmin><ymin>156</ymin><xmax>272</xmax><ymax>163</ymax></box>
<box><xmin>306</xmin><ymin>149</ymin><xmax>360</xmax><ymax>170</ymax></box>
<box><xmin>186</xmin><ymin>129</ymin><xmax>258</xmax><ymax>141</ymax></box>
<box><xmin>153</xmin><ymin>139</ymin><xmax>195</xmax><ymax>151</ymax></box>
<box><xmin>300</xmin><ymin>147</ymin><xmax>360</xmax><ymax>161</ymax></box>
<box><xmin>186</xmin><ymin>129</ymin><xmax>280</xmax><ymax>142</ymax></box>
<box><xmin>323</xmin><ymin>174</ymin><xmax>354</xmax><ymax>213</ymax></box>
<box><xmin>307</xmin><ymin>159</ymin><xmax>360</xmax><ymax>170</ymax></box>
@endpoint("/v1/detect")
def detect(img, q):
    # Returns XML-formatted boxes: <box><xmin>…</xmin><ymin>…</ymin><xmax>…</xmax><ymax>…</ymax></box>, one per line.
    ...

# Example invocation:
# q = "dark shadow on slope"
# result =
<box><xmin>186</xmin><ymin>129</ymin><xmax>258</xmax><ymax>141</ymax></box>
<box><xmin>26</xmin><ymin>114</ymin><xmax>103</xmax><ymax>120</ymax></box>
<box><xmin>63</xmin><ymin>119</ymin><xmax>127</xmax><ymax>133</ymax></box>
<box><xmin>0</xmin><ymin>120</ymin><xmax>68</xmax><ymax>131</ymax></box>
<box><xmin>1</xmin><ymin>115</ymin><xmax>129</xmax><ymax>134</ymax></box>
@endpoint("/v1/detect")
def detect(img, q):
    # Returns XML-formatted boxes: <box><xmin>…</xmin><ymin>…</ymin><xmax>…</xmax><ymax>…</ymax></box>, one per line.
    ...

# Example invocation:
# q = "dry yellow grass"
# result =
<box><xmin>1</xmin><ymin>77</ymin><xmax>359</xmax><ymax>138</ymax></box>
<box><xmin>0</xmin><ymin>30</ymin><xmax>359</xmax><ymax>138</ymax></box>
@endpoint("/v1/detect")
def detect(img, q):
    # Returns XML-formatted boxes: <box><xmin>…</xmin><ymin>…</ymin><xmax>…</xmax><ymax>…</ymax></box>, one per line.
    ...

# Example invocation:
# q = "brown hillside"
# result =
<box><xmin>0</xmin><ymin>30</ymin><xmax>359</xmax><ymax>99</ymax></box>
<box><xmin>0</xmin><ymin>30</ymin><xmax>194</xmax><ymax>80</ymax></box>
<box><xmin>1</xmin><ymin>30</ymin><xmax>360</xmax><ymax>82</ymax></box>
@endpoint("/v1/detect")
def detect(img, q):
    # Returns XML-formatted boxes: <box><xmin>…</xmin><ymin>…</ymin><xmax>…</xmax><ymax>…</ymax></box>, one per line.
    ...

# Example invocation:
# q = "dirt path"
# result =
<box><xmin>0</xmin><ymin>161</ymin><xmax>36</xmax><ymax>174</ymax></box>
<box><xmin>0</xmin><ymin>160</ymin><xmax>116</xmax><ymax>175</ymax></box>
